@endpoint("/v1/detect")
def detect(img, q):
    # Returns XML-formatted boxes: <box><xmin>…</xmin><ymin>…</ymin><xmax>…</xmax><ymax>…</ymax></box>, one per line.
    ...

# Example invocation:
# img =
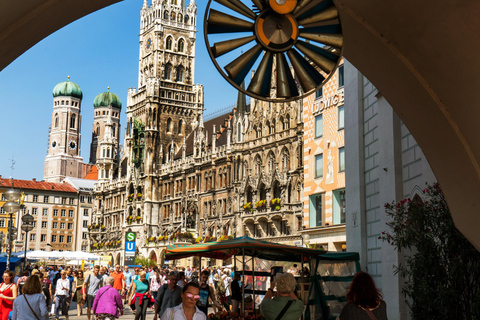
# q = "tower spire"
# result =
<box><xmin>237</xmin><ymin>80</ymin><xmax>246</xmax><ymax>114</ymax></box>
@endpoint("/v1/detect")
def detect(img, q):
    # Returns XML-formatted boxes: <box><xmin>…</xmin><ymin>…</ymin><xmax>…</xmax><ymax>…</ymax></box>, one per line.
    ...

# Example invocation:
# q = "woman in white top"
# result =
<box><xmin>54</xmin><ymin>271</ymin><xmax>70</xmax><ymax>320</ymax></box>
<box><xmin>160</xmin><ymin>282</ymin><xmax>206</xmax><ymax>320</ymax></box>
<box><xmin>12</xmin><ymin>275</ymin><xmax>48</xmax><ymax>320</ymax></box>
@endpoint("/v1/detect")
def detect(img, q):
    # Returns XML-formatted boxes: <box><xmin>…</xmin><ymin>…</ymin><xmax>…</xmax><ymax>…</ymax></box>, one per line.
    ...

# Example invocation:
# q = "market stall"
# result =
<box><xmin>166</xmin><ymin>237</ymin><xmax>324</xmax><ymax>318</ymax></box>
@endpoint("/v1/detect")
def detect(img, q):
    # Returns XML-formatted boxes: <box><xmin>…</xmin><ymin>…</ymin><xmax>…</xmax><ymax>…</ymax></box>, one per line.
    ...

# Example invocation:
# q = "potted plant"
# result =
<box><xmin>256</xmin><ymin>199</ymin><xmax>267</xmax><ymax>208</ymax></box>
<box><xmin>270</xmin><ymin>198</ymin><xmax>281</xmax><ymax>210</ymax></box>
<box><xmin>127</xmin><ymin>215</ymin><xmax>133</xmax><ymax>224</ymax></box>
<box><xmin>135</xmin><ymin>215</ymin><xmax>141</xmax><ymax>222</ymax></box>
<box><xmin>243</xmin><ymin>202</ymin><xmax>253</xmax><ymax>212</ymax></box>
<box><xmin>136</xmin><ymin>192</ymin><xmax>143</xmax><ymax>199</ymax></box>
<box><xmin>128</xmin><ymin>193</ymin><xmax>134</xmax><ymax>202</ymax></box>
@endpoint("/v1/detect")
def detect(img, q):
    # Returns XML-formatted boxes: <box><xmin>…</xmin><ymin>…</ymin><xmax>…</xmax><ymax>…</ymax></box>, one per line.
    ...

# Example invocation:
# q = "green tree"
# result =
<box><xmin>380</xmin><ymin>183</ymin><xmax>480</xmax><ymax>319</ymax></box>
<box><xmin>135</xmin><ymin>255</ymin><xmax>157</xmax><ymax>267</ymax></box>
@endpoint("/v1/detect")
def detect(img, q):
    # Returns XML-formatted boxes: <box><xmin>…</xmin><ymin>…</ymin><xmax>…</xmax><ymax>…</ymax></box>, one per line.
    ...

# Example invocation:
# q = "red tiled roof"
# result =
<box><xmin>0</xmin><ymin>178</ymin><xmax>77</xmax><ymax>193</ymax></box>
<box><xmin>84</xmin><ymin>165</ymin><xmax>98</xmax><ymax>180</ymax></box>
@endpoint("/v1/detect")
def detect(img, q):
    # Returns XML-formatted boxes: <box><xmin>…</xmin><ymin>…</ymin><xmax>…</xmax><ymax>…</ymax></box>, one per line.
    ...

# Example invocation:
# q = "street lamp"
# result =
<box><xmin>21</xmin><ymin>212</ymin><xmax>34</xmax><ymax>271</ymax></box>
<box><xmin>2</xmin><ymin>189</ymin><xmax>21</xmax><ymax>271</ymax></box>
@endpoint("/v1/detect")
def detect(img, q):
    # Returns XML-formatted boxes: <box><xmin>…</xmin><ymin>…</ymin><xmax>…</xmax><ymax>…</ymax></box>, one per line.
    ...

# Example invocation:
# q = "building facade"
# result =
<box><xmin>344</xmin><ymin>61</ymin><xmax>436</xmax><ymax>320</ymax></box>
<box><xmin>302</xmin><ymin>61</ymin><xmax>347</xmax><ymax>251</ymax></box>
<box><xmin>88</xmin><ymin>0</ymin><xmax>305</xmax><ymax>265</ymax></box>
<box><xmin>0</xmin><ymin>178</ymin><xmax>79</xmax><ymax>252</ymax></box>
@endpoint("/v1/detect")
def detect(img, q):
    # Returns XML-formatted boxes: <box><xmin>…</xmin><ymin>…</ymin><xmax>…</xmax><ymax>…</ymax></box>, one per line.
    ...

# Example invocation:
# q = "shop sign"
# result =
<box><xmin>313</xmin><ymin>88</ymin><xmax>344</xmax><ymax>115</ymax></box>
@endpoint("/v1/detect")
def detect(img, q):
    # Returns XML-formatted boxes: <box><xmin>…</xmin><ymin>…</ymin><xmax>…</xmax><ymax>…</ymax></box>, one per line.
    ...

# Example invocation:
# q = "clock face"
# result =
<box><xmin>146</xmin><ymin>37</ymin><xmax>152</xmax><ymax>50</ymax></box>
<box><xmin>68</xmin><ymin>140</ymin><xmax>77</xmax><ymax>150</ymax></box>
<box><xmin>51</xmin><ymin>140</ymin><xmax>57</xmax><ymax>148</ymax></box>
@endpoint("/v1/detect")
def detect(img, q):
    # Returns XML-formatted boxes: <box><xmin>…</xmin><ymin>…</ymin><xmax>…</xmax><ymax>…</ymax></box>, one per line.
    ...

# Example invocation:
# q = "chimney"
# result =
<box><xmin>32</xmin><ymin>178</ymin><xmax>36</xmax><ymax>182</ymax></box>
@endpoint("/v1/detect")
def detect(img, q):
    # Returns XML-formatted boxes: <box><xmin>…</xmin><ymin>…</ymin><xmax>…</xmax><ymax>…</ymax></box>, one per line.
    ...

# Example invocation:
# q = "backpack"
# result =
<box><xmin>216</xmin><ymin>277</ymin><xmax>226</xmax><ymax>295</ymax></box>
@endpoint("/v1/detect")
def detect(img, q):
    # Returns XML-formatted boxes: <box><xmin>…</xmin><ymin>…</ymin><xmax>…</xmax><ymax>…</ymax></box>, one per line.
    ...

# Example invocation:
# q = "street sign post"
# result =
<box><xmin>124</xmin><ymin>231</ymin><xmax>136</xmax><ymax>266</ymax></box>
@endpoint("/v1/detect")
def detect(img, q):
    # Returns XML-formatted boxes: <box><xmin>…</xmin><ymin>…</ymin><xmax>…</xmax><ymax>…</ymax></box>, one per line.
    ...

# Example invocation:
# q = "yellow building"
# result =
<box><xmin>0</xmin><ymin>188</ymin><xmax>15</xmax><ymax>252</ymax></box>
<box><xmin>302</xmin><ymin>61</ymin><xmax>347</xmax><ymax>251</ymax></box>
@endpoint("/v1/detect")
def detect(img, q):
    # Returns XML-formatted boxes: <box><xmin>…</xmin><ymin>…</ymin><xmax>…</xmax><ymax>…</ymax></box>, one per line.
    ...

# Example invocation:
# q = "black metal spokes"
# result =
<box><xmin>204</xmin><ymin>0</ymin><xmax>343</xmax><ymax>102</ymax></box>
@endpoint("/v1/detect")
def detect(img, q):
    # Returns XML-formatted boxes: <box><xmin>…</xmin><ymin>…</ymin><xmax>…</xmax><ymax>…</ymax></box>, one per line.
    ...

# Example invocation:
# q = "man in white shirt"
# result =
<box><xmin>55</xmin><ymin>271</ymin><xmax>71</xmax><ymax>320</ymax></box>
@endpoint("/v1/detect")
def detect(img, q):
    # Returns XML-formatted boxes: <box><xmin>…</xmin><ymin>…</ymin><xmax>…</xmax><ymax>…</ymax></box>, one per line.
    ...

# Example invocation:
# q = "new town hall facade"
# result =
<box><xmin>88</xmin><ymin>0</ymin><xmax>306</xmax><ymax>265</ymax></box>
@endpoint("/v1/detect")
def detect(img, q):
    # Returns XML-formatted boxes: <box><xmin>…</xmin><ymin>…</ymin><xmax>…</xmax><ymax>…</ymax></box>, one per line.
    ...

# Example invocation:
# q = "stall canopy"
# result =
<box><xmin>165</xmin><ymin>236</ymin><xmax>324</xmax><ymax>261</ymax></box>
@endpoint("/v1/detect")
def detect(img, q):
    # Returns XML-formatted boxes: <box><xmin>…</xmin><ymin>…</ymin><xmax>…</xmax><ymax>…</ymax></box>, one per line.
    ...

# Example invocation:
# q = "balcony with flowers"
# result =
<box><xmin>126</xmin><ymin>214</ymin><xmax>142</xmax><ymax>225</ymax></box>
<box><xmin>145</xmin><ymin>232</ymin><xmax>195</xmax><ymax>246</ymax></box>
<box><xmin>88</xmin><ymin>224</ymin><xmax>106</xmax><ymax>233</ymax></box>
<box><xmin>90</xmin><ymin>239</ymin><xmax>122</xmax><ymax>252</ymax></box>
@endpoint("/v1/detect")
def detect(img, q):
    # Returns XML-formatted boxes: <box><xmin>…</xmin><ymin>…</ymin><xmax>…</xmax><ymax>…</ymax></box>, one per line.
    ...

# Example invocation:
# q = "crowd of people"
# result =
<box><xmin>0</xmin><ymin>264</ymin><xmax>387</xmax><ymax>320</ymax></box>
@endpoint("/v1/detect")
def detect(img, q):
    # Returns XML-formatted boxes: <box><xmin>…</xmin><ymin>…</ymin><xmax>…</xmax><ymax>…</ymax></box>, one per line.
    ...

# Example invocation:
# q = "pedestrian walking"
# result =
<box><xmin>149</xmin><ymin>267</ymin><xmax>161</xmax><ymax>301</ymax></box>
<box><xmin>92</xmin><ymin>276</ymin><xmax>124</xmax><ymax>320</ymax></box>
<box><xmin>12</xmin><ymin>275</ymin><xmax>48</xmax><ymax>320</ymax></box>
<box><xmin>197</xmin><ymin>270</ymin><xmax>221</xmax><ymax>316</ymax></box>
<box><xmin>74</xmin><ymin>270</ymin><xmax>85</xmax><ymax>316</ymax></box>
<box><xmin>0</xmin><ymin>270</ymin><xmax>17</xmax><ymax>320</ymax></box>
<box><xmin>54</xmin><ymin>271</ymin><xmax>70</xmax><ymax>320</ymax></box>
<box><xmin>83</xmin><ymin>266</ymin><xmax>104</xmax><ymax>320</ymax></box>
<box><xmin>160</xmin><ymin>282</ymin><xmax>206</xmax><ymax>320</ymax></box>
<box><xmin>153</xmin><ymin>272</ymin><xmax>182</xmax><ymax>320</ymax></box>
<box><xmin>129</xmin><ymin>271</ymin><xmax>152</xmax><ymax>320</ymax></box>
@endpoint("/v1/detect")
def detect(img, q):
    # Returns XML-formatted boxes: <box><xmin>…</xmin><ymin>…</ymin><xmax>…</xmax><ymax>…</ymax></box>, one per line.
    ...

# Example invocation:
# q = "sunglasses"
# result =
<box><xmin>185</xmin><ymin>293</ymin><xmax>200</xmax><ymax>300</ymax></box>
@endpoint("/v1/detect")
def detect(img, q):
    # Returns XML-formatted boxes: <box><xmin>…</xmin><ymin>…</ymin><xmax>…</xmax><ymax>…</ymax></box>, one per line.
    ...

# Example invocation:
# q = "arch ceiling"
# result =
<box><xmin>0</xmin><ymin>0</ymin><xmax>121</xmax><ymax>71</ymax></box>
<box><xmin>2</xmin><ymin>0</ymin><xmax>480</xmax><ymax>249</ymax></box>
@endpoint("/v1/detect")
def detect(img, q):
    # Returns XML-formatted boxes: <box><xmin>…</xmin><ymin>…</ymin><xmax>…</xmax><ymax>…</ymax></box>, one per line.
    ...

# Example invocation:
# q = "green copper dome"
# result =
<box><xmin>93</xmin><ymin>91</ymin><xmax>122</xmax><ymax>109</ymax></box>
<box><xmin>53</xmin><ymin>78</ymin><xmax>83</xmax><ymax>99</ymax></box>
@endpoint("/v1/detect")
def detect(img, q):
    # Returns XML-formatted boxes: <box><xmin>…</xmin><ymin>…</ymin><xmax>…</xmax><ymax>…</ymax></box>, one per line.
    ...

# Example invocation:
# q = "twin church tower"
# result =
<box><xmin>43</xmin><ymin>0</ymin><xmax>200</xmax><ymax>183</ymax></box>
<box><xmin>43</xmin><ymin>78</ymin><xmax>121</xmax><ymax>183</ymax></box>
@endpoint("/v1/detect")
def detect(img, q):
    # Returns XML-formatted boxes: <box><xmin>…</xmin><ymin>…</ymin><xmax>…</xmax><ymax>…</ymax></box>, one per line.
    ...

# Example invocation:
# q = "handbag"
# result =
<box><xmin>23</xmin><ymin>295</ymin><xmax>40</xmax><ymax>320</ymax></box>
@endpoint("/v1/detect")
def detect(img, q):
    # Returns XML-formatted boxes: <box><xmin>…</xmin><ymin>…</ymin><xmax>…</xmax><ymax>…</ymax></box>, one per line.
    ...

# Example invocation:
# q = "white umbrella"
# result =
<box><xmin>64</xmin><ymin>251</ymin><xmax>100</xmax><ymax>261</ymax></box>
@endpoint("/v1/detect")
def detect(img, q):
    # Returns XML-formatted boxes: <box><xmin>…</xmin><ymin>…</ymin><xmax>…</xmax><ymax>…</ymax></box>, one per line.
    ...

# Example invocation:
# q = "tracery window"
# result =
<box><xmin>178</xmin><ymin>39</ymin><xmax>185</xmax><ymax>52</ymax></box>
<box><xmin>166</xmin><ymin>36</ymin><xmax>173</xmax><ymax>50</ymax></box>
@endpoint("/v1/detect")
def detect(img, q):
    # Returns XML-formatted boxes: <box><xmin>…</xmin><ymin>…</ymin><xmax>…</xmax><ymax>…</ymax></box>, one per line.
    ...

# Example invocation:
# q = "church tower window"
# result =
<box><xmin>237</xmin><ymin>123</ymin><xmax>242</xmax><ymax>142</ymax></box>
<box><xmin>178</xmin><ymin>120</ymin><xmax>183</xmax><ymax>134</ymax></box>
<box><xmin>54</xmin><ymin>114</ymin><xmax>59</xmax><ymax>128</ymax></box>
<box><xmin>165</xmin><ymin>64</ymin><xmax>172</xmax><ymax>80</ymax></box>
<box><xmin>171</xmin><ymin>12</ymin><xmax>176</xmax><ymax>21</ymax></box>
<box><xmin>164</xmin><ymin>11</ymin><xmax>169</xmax><ymax>19</ymax></box>
<box><xmin>178</xmin><ymin>39</ymin><xmax>185</xmax><ymax>53</ymax></box>
<box><xmin>176</xmin><ymin>66</ymin><xmax>184</xmax><ymax>82</ymax></box>
<box><xmin>167</xmin><ymin>118</ymin><xmax>172</xmax><ymax>133</ymax></box>
<box><xmin>166</xmin><ymin>37</ymin><xmax>173</xmax><ymax>50</ymax></box>
<box><xmin>70</xmin><ymin>114</ymin><xmax>76</xmax><ymax>129</ymax></box>
<box><xmin>96</xmin><ymin>123</ymin><xmax>100</xmax><ymax>136</ymax></box>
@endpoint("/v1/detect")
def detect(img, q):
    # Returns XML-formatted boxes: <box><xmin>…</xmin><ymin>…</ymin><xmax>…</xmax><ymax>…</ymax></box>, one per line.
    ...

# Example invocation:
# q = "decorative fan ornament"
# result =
<box><xmin>204</xmin><ymin>0</ymin><xmax>343</xmax><ymax>102</ymax></box>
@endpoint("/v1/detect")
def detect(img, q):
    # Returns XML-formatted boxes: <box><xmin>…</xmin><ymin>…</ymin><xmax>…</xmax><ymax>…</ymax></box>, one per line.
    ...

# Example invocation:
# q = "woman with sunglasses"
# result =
<box><xmin>0</xmin><ymin>270</ymin><xmax>17</xmax><ymax>320</ymax></box>
<box><xmin>74</xmin><ymin>270</ymin><xmax>85</xmax><ymax>316</ymax></box>
<box><xmin>160</xmin><ymin>282</ymin><xmax>206</xmax><ymax>320</ymax></box>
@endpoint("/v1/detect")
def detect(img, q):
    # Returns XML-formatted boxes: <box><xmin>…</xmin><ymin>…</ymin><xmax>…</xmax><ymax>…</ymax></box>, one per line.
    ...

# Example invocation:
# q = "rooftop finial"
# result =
<box><xmin>107</xmin><ymin>87</ymin><xmax>110</xmax><ymax>91</ymax></box>
<box><xmin>67</xmin><ymin>75</ymin><xmax>70</xmax><ymax>81</ymax></box>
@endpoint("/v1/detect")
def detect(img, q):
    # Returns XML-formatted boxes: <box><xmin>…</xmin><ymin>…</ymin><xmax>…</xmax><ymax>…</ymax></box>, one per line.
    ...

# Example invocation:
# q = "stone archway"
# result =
<box><xmin>149</xmin><ymin>250</ymin><xmax>157</xmax><ymax>265</ymax></box>
<box><xmin>115</xmin><ymin>252</ymin><xmax>122</xmax><ymax>266</ymax></box>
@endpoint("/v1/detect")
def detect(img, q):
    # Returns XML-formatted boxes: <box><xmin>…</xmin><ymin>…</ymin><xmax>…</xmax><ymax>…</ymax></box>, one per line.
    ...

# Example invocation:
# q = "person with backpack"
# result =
<box><xmin>82</xmin><ymin>266</ymin><xmax>104</xmax><ymax>320</ymax></box>
<box><xmin>153</xmin><ymin>272</ymin><xmax>182</xmax><ymax>320</ymax></box>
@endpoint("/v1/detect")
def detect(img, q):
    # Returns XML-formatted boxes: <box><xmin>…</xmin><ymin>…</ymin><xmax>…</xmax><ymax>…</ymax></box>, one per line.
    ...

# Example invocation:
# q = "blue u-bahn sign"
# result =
<box><xmin>124</xmin><ymin>231</ymin><xmax>136</xmax><ymax>266</ymax></box>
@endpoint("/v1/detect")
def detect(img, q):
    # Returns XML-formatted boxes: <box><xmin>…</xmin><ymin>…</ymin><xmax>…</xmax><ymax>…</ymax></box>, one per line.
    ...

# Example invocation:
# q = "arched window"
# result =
<box><xmin>178</xmin><ymin>39</ymin><xmax>185</xmax><ymax>52</ymax></box>
<box><xmin>165</xmin><ymin>64</ymin><xmax>172</xmax><ymax>80</ymax></box>
<box><xmin>255</xmin><ymin>156</ymin><xmax>262</xmax><ymax>175</ymax></box>
<box><xmin>285</xmin><ymin>114</ymin><xmax>290</xmax><ymax>129</ymax></box>
<box><xmin>70</xmin><ymin>114</ymin><xmax>76</xmax><ymax>129</ymax></box>
<box><xmin>112</xmin><ymin>124</ymin><xmax>116</xmax><ymax>138</ymax></box>
<box><xmin>96</xmin><ymin>123</ymin><xmax>100</xmax><ymax>136</ymax></box>
<box><xmin>171</xmin><ymin>12</ymin><xmax>176</xmax><ymax>21</ymax></box>
<box><xmin>268</xmin><ymin>152</ymin><xmax>275</xmax><ymax>173</ymax></box>
<box><xmin>166</xmin><ymin>36</ymin><xmax>173</xmax><ymax>50</ymax></box>
<box><xmin>177</xmin><ymin>13</ymin><xmax>183</xmax><ymax>23</ymax></box>
<box><xmin>164</xmin><ymin>10</ymin><xmax>169</xmax><ymax>19</ymax></box>
<box><xmin>176</xmin><ymin>66</ymin><xmax>184</xmax><ymax>82</ymax></box>
<box><xmin>282</xmin><ymin>149</ymin><xmax>290</xmax><ymax>171</ymax></box>
<box><xmin>167</xmin><ymin>118</ymin><xmax>172</xmax><ymax>133</ymax></box>
<box><xmin>237</xmin><ymin>123</ymin><xmax>242</xmax><ymax>142</ymax></box>
<box><xmin>54</xmin><ymin>114</ymin><xmax>59</xmax><ymax>128</ymax></box>
<box><xmin>185</xmin><ymin>15</ymin><xmax>189</xmax><ymax>24</ymax></box>
<box><xmin>178</xmin><ymin>120</ymin><xmax>183</xmax><ymax>134</ymax></box>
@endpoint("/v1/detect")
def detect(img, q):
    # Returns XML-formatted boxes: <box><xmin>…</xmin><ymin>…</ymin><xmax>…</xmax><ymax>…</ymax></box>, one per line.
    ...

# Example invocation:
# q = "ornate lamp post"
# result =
<box><xmin>21</xmin><ymin>212</ymin><xmax>34</xmax><ymax>271</ymax></box>
<box><xmin>2</xmin><ymin>189</ymin><xmax>21</xmax><ymax>270</ymax></box>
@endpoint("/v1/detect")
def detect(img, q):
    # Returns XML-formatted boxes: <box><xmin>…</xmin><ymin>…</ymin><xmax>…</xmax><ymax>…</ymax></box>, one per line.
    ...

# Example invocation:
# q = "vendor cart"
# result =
<box><xmin>166</xmin><ymin>237</ymin><xmax>359</xmax><ymax>319</ymax></box>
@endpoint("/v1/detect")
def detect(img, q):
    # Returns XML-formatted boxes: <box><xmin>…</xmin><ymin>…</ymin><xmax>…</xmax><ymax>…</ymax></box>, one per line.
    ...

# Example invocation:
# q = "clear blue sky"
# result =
<box><xmin>0</xmin><ymin>0</ymin><xmax>240</xmax><ymax>181</ymax></box>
